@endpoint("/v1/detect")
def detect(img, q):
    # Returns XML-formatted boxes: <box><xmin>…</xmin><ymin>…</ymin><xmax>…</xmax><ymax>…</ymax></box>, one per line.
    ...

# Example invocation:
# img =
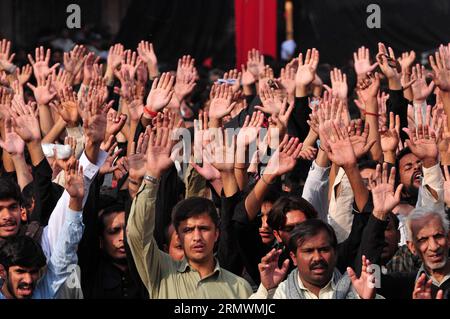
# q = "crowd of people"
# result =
<box><xmin>0</xmin><ymin>34</ymin><xmax>449</xmax><ymax>299</ymax></box>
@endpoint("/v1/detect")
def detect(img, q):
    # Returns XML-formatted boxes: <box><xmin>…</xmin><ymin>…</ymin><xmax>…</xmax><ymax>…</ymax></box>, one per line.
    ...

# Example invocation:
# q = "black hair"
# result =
<box><xmin>358</xmin><ymin>159</ymin><xmax>378</xmax><ymax>171</ymax></box>
<box><xmin>21</xmin><ymin>183</ymin><xmax>35</xmax><ymax>210</ymax></box>
<box><xmin>267</xmin><ymin>196</ymin><xmax>318</xmax><ymax>231</ymax></box>
<box><xmin>0</xmin><ymin>236</ymin><xmax>46</xmax><ymax>270</ymax></box>
<box><xmin>395</xmin><ymin>147</ymin><xmax>412</xmax><ymax>184</ymax></box>
<box><xmin>98</xmin><ymin>202</ymin><xmax>126</xmax><ymax>235</ymax></box>
<box><xmin>172</xmin><ymin>197</ymin><xmax>219</xmax><ymax>232</ymax></box>
<box><xmin>288</xmin><ymin>219</ymin><xmax>337</xmax><ymax>254</ymax></box>
<box><xmin>0</xmin><ymin>176</ymin><xmax>22</xmax><ymax>205</ymax></box>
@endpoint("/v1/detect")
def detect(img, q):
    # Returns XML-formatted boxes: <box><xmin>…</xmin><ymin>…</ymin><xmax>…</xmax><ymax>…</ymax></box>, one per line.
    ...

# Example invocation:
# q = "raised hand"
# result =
<box><xmin>376</xmin><ymin>43</ymin><xmax>401</xmax><ymax>82</ymax></box>
<box><xmin>247</xmin><ymin>49</ymin><xmax>265</xmax><ymax>79</ymax></box>
<box><xmin>413</xmin><ymin>273</ymin><xmax>444</xmax><ymax>299</ymax></box>
<box><xmin>209</xmin><ymin>84</ymin><xmax>236</xmax><ymax>119</ymax></box>
<box><xmin>237</xmin><ymin>111</ymin><xmax>264</xmax><ymax>149</ymax></box>
<box><xmin>0</xmin><ymin>117</ymin><xmax>25</xmax><ymax>156</ymax></box>
<box><xmin>174</xmin><ymin>72</ymin><xmax>196</xmax><ymax>102</ymax></box>
<box><xmin>146</xmin><ymin>120</ymin><xmax>176</xmax><ymax>178</ymax></box>
<box><xmin>324</xmin><ymin>68</ymin><xmax>348</xmax><ymax>101</ymax></box>
<box><xmin>65</xmin><ymin>160</ymin><xmax>85</xmax><ymax>205</ymax></box>
<box><xmin>348</xmin><ymin>119</ymin><xmax>375</xmax><ymax>159</ymax></box>
<box><xmin>223</xmin><ymin>69</ymin><xmax>242</xmax><ymax>94</ymax></box>
<box><xmin>106</xmin><ymin>109</ymin><xmax>127</xmax><ymax>138</ymax></box>
<box><xmin>176</xmin><ymin>55</ymin><xmax>196</xmax><ymax>82</ymax></box>
<box><xmin>99</xmin><ymin>142</ymin><xmax>123</xmax><ymax>176</ymax></box>
<box><xmin>16</xmin><ymin>65</ymin><xmax>32</xmax><ymax>85</ymax></box>
<box><xmin>411</xmin><ymin>64</ymin><xmax>435</xmax><ymax>103</ymax></box>
<box><xmin>82</xmin><ymin>52</ymin><xmax>100</xmax><ymax>86</ymax></box>
<box><xmin>106</xmin><ymin>44</ymin><xmax>124</xmax><ymax>76</ymax></box>
<box><xmin>51</xmin><ymin>86</ymin><xmax>79</xmax><ymax>126</ymax></box>
<box><xmin>256</xmin><ymin>84</ymin><xmax>283</xmax><ymax>115</ymax></box>
<box><xmin>321</xmin><ymin>121</ymin><xmax>358</xmax><ymax>168</ymax></box>
<box><xmin>295</xmin><ymin>48</ymin><xmax>320</xmax><ymax>87</ymax></box>
<box><xmin>370</xmin><ymin>163</ymin><xmax>403</xmax><ymax>217</ymax></box>
<box><xmin>265</xmin><ymin>135</ymin><xmax>303</xmax><ymax>176</ymax></box>
<box><xmin>356</xmin><ymin>72</ymin><xmax>381</xmax><ymax>103</ymax></box>
<box><xmin>119</xmin><ymin>50</ymin><xmax>140</xmax><ymax>80</ymax></box>
<box><xmin>203</xmin><ymin>128</ymin><xmax>234</xmax><ymax>172</ymax></box>
<box><xmin>137</xmin><ymin>41</ymin><xmax>158</xmax><ymax>77</ymax></box>
<box><xmin>27</xmin><ymin>75</ymin><xmax>57</xmax><ymax>105</ymax></box>
<box><xmin>429</xmin><ymin>48</ymin><xmax>450</xmax><ymax>92</ymax></box>
<box><xmin>51</xmin><ymin>136</ymin><xmax>77</xmax><ymax>172</ymax></box>
<box><xmin>380</xmin><ymin>112</ymin><xmax>400</xmax><ymax>153</ymax></box>
<box><xmin>280</xmin><ymin>66</ymin><xmax>296</xmax><ymax>96</ymax></box>
<box><xmin>0</xmin><ymin>39</ymin><xmax>16</xmax><ymax>73</ymax></box>
<box><xmin>10</xmin><ymin>100</ymin><xmax>40</xmax><ymax>143</ymax></box>
<box><xmin>80</xmin><ymin>94</ymin><xmax>113</xmax><ymax>144</ymax></box>
<box><xmin>353</xmin><ymin>46</ymin><xmax>378</xmax><ymax>79</ymax></box>
<box><xmin>146</xmin><ymin>72</ymin><xmax>175</xmax><ymax>113</ymax></box>
<box><xmin>347</xmin><ymin>255</ymin><xmax>376</xmax><ymax>299</ymax></box>
<box><xmin>241</xmin><ymin>64</ymin><xmax>256</xmax><ymax>86</ymax></box>
<box><xmin>28</xmin><ymin>47</ymin><xmax>60</xmax><ymax>79</ymax></box>
<box><xmin>258</xmin><ymin>248</ymin><xmax>289</xmax><ymax>290</ymax></box>
<box><xmin>398</xmin><ymin>50</ymin><xmax>416</xmax><ymax>73</ymax></box>
<box><xmin>63</xmin><ymin>45</ymin><xmax>86</xmax><ymax>77</ymax></box>
<box><xmin>128</xmin><ymin>127</ymin><xmax>150</xmax><ymax>182</ymax></box>
<box><xmin>51</xmin><ymin>68</ymin><xmax>72</xmax><ymax>93</ymax></box>
<box><xmin>403</xmin><ymin>107</ymin><xmax>440</xmax><ymax>162</ymax></box>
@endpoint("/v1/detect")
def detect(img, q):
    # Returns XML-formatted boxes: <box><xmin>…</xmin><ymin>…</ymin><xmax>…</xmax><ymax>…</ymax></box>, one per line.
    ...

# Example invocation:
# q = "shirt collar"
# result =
<box><xmin>177</xmin><ymin>258</ymin><xmax>222</xmax><ymax>277</ymax></box>
<box><xmin>417</xmin><ymin>263</ymin><xmax>450</xmax><ymax>287</ymax></box>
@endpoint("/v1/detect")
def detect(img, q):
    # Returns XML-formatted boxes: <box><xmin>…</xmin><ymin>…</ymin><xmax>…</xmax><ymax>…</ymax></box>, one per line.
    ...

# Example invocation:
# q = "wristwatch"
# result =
<box><xmin>143</xmin><ymin>174</ymin><xmax>159</xmax><ymax>184</ymax></box>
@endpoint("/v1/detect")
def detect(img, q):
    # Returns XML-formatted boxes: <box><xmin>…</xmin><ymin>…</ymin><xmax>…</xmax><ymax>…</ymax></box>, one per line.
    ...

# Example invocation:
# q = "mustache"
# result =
<box><xmin>18</xmin><ymin>282</ymin><xmax>34</xmax><ymax>290</ymax></box>
<box><xmin>0</xmin><ymin>219</ymin><xmax>17</xmax><ymax>227</ymax></box>
<box><xmin>310</xmin><ymin>260</ymin><xmax>328</xmax><ymax>271</ymax></box>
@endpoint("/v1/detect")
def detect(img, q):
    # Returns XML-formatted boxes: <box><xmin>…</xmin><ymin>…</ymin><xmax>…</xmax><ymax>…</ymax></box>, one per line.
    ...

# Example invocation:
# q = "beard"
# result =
<box><xmin>402</xmin><ymin>174</ymin><xmax>420</xmax><ymax>205</ymax></box>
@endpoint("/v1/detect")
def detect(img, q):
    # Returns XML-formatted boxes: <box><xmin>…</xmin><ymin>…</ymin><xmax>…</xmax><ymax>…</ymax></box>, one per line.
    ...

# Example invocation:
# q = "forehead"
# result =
<box><xmin>9</xmin><ymin>265</ymin><xmax>39</xmax><ymax>272</ymax></box>
<box><xmin>0</xmin><ymin>199</ymin><xmax>19</xmax><ymax>207</ymax></box>
<box><xmin>399</xmin><ymin>153</ymin><xmax>420</xmax><ymax>167</ymax></box>
<box><xmin>179</xmin><ymin>213</ymin><xmax>215</xmax><ymax>228</ymax></box>
<box><xmin>286</xmin><ymin>210</ymin><xmax>307</xmax><ymax>225</ymax></box>
<box><xmin>261</xmin><ymin>202</ymin><xmax>273</xmax><ymax>215</ymax></box>
<box><xmin>412</xmin><ymin>215</ymin><xmax>445</xmax><ymax>239</ymax></box>
<box><xmin>103</xmin><ymin>211</ymin><xmax>125</xmax><ymax>227</ymax></box>
<box><xmin>360</xmin><ymin>168</ymin><xmax>375</xmax><ymax>179</ymax></box>
<box><xmin>298</xmin><ymin>230</ymin><xmax>333</xmax><ymax>249</ymax></box>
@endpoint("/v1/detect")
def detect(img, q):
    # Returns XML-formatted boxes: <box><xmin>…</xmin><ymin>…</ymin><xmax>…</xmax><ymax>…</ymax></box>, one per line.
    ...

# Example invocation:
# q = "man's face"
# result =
<box><xmin>167</xmin><ymin>225</ymin><xmax>184</xmax><ymax>261</ymax></box>
<box><xmin>0</xmin><ymin>199</ymin><xmax>21</xmax><ymax>238</ymax></box>
<box><xmin>407</xmin><ymin>215</ymin><xmax>450</xmax><ymax>271</ymax></box>
<box><xmin>399</xmin><ymin>153</ymin><xmax>422</xmax><ymax>190</ymax></box>
<box><xmin>1</xmin><ymin>265</ymin><xmax>40</xmax><ymax>299</ymax></box>
<box><xmin>381</xmin><ymin>213</ymin><xmax>400</xmax><ymax>262</ymax></box>
<box><xmin>360</xmin><ymin>168</ymin><xmax>376</xmax><ymax>190</ymax></box>
<box><xmin>290</xmin><ymin>230</ymin><xmax>337</xmax><ymax>289</ymax></box>
<box><xmin>177</xmin><ymin>213</ymin><xmax>219</xmax><ymax>265</ymax></box>
<box><xmin>274</xmin><ymin>210</ymin><xmax>307</xmax><ymax>246</ymax></box>
<box><xmin>101</xmin><ymin>211</ymin><xmax>126</xmax><ymax>260</ymax></box>
<box><xmin>259</xmin><ymin>201</ymin><xmax>275</xmax><ymax>245</ymax></box>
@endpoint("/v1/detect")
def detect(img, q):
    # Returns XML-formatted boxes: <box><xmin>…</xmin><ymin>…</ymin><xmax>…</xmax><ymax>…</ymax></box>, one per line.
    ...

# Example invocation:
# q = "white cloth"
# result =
<box><xmin>301</xmin><ymin>161</ymin><xmax>330</xmax><ymax>222</ymax></box>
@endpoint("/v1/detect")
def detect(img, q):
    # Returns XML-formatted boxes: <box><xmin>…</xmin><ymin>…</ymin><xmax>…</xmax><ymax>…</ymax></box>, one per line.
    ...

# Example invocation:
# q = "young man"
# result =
<box><xmin>127</xmin><ymin>125</ymin><xmax>252</xmax><ymax>298</ymax></box>
<box><xmin>0</xmin><ymin>162</ymin><xmax>85</xmax><ymax>299</ymax></box>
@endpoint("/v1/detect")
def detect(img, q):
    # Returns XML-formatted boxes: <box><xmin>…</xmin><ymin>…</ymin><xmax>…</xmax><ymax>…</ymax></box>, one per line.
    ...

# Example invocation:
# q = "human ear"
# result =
<box><xmin>289</xmin><ymin>251</ymin><xmax>298</xmax><ymax>267</ymax></box>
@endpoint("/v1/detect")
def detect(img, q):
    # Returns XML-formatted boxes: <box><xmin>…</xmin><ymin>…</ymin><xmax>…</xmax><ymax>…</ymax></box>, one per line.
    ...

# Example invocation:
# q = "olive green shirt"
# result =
<box><xmin>127</xmin><ymin>181</ymin><xmax>252</xmax><ymax>299</ymax></box>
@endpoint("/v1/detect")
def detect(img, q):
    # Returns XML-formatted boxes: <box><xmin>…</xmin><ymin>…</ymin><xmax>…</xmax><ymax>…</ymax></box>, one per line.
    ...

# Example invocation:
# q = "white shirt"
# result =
<box><xmin>302</xmin><ymin>161</ymin><xmax>331</xmax><ymax>223</ymax></box>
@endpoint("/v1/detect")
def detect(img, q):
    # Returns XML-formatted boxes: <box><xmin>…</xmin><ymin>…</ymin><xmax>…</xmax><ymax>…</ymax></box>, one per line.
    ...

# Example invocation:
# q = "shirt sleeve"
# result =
<box><xmin>249</xmin><ymin>283</ymin><xmax>278</xmax><ymax>299</ymax></box>
<box><xmin>34</xmin><ymin>208</ymin><xmax>84</xmax><ymax>299</ymax></box>
<box><xmin>416</xmin><ymin>163</ymin><xmax>444</xmax><ymax>210</ymax></box>
<box><xmin>301</xmin><ymin>161</ymin><xmax>331</xmax><ymax>222</ymax></box>
<box><xmin>41</xmin><ymin>150</ymin><xmax>108</xmax><ymax>259</ymax></box>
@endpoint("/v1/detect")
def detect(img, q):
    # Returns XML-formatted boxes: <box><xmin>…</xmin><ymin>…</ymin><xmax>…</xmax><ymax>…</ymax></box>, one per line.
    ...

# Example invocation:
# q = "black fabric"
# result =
<box><xmin>116</xmin><ymin>0</ymin><xmax>235</xmax><ymax>70</ymax></box>
<box><xmin>29</xmin><ymin>158</ymin><xmax>64</xmax><ymax>226</ymax></box>
<box><xmin>293</xmin><ymin>0</ymin><xmax>450</xmax><ymax>67</ymax></box>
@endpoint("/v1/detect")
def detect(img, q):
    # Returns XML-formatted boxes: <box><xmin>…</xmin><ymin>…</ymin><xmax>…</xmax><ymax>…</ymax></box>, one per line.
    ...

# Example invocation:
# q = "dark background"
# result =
<box><xmin>0</xmin><ymin>0</ymin><xmax>449</xmax><ymax>70</ymax></box>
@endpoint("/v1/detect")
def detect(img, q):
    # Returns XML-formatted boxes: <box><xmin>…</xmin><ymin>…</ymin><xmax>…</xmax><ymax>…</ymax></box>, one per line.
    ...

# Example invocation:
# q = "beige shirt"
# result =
<box><xmin>127</xmin><ymin>181</ymin><xmax>252</xmax><ymax>299</ymax></box>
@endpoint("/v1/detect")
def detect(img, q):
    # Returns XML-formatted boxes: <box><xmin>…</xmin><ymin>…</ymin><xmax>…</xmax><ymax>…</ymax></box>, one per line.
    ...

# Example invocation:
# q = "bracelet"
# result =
<box><xmin>234</xmin><ymin>165</ymin><xmax>249</xmax><ymax>170</ymax></box>
<box><xmin>319</xmin><ymin>144</ymin><xmax>326</xmax><ymax>152</ymax></box>
<box><xmin>143</xmin><ymin>107</ymin><xmax>158</xmax><ymax>118</ymax></box>
<box><xmin>364</xmin><ymin>111</ymin><xmax>379</xmax><ymax>117</ymax></box>
<box><xmin>261</xmin><ymin>174</ymin><xmax>275</xmax><ymax>185</ymax></box>
<box><xmin>143</xmin><ymin>174</ymin><xmax>159</xmax><ymax>184</ymax></box>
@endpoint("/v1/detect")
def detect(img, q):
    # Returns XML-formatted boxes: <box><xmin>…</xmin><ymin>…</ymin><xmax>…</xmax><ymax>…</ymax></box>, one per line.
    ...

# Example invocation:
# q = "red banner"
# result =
<box><xmin>235</xmin><ymin>0</ymin><xmax>278</xmax><ymax>69</ymax></box>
